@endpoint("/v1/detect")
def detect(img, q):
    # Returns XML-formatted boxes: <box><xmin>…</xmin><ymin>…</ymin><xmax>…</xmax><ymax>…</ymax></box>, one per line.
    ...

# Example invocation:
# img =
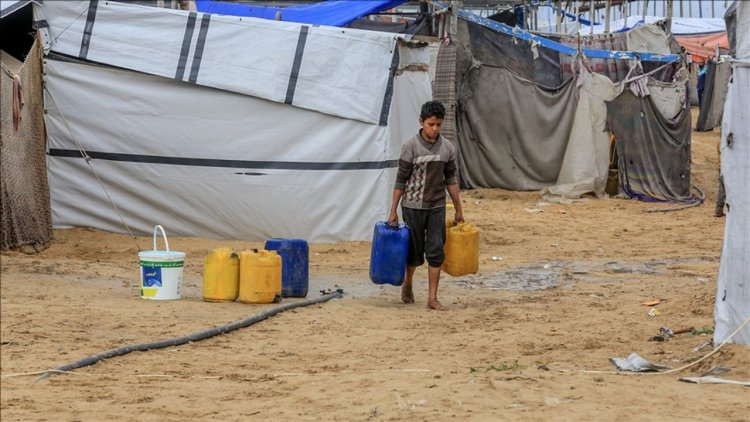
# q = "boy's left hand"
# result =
<box><xmin>454</xmin><ymin>210</ymin><xmax>464</xmax><ymax>223</ymax></box>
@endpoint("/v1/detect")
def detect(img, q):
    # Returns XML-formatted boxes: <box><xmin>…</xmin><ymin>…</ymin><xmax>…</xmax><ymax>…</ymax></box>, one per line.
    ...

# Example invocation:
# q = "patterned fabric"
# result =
<box><xmin>395</xmin><ymin>133</ymin><xmax>458</xmax><ymax>210</ymax></box>
<box><xmin>432</xmin><ymin>42</ymin><xmax>457</xmax><ymax>143</ymax></box>
<box><xmin>1</xmin><ymin>38</ymin><xmax>52</xmax><ymax>251</ymax></box>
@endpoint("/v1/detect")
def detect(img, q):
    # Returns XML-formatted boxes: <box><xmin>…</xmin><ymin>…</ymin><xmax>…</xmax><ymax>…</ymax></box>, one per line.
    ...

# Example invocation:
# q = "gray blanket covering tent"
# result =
<box><xmin>441</xmin><ymin>13</ymin><xmax>693</xmax><ymax>203</ymax></box>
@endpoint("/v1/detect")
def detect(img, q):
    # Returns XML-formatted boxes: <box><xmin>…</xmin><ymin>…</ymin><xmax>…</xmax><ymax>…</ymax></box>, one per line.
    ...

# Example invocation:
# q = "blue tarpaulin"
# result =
<box><xmin>194</xmin><ymin>0</ymin><xmax>408</xmax><ymax>27</ymax></box>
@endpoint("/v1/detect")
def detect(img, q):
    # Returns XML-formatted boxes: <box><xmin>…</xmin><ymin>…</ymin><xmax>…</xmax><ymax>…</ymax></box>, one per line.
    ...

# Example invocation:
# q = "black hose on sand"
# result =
<box><xmin>36</xmin><ymin>290</ymin><xmax>343</xmax><ymax>382</ymax></box>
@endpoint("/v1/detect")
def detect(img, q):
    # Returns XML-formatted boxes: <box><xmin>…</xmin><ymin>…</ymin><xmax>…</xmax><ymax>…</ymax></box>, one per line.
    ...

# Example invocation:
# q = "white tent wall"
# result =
<box><xmin>34</xmin><ymin>0</ymin><xmax>403</xmax><ymax>125</ymax></box>
<box><xmin>714</xmin><ymin>1</ymin><xmax>749</xmax><ymax>345</ymax></box>
<box><xmin>44</xmin><ymin>57</ymin><xmax>429</xmax><ymax>242</ymax></box>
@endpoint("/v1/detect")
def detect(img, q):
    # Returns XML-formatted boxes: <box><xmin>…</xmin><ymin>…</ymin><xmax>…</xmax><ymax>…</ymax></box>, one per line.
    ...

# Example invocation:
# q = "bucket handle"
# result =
<box><xmin>152</xmin><ymin>225</ymin><xmax>170</xmax><ymax>252</ymax></box>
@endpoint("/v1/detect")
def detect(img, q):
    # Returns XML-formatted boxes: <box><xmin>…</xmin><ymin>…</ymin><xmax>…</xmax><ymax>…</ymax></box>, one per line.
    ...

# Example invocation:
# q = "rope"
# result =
<box><xmin>656</xmin><ymin>313</ymin><xmax>750</xmax><ymax>375</ymax></box>
<box><xmin>552</xmin><ymin>314</ymin><xmax>750</xmax><ymax>376</ymax></box>
<box><xmin>36</xmin><ymin>291</ymin><xmax>343</xmax><ymax>381</ymax></box>
<box><xmin>43</xmin><ymin>86</ymin><xmax>142</xmax><ymax>251</ymax></box>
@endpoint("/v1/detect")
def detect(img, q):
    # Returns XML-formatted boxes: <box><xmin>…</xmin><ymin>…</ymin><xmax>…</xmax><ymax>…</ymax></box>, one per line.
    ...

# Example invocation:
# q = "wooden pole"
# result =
<box><xmin>605</xmin><ymin>0</ymin><xmax>611</xmax><ymax>33</ymax></box>
<box><xmin>666</xmin><ymin>0</ymin><xmax>673</xmax><ymax>36</ymax></box>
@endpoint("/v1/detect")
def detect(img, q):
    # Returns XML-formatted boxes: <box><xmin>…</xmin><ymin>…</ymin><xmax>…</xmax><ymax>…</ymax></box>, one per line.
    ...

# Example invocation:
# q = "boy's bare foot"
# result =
<box><xmin>401</xmin><ymin>284</ymin><xmax>415</xmax><ymax>304</ymax></box>
<box><xmin>427</xmin><ymin>299</ymin><xmax>446</xmax><ymax>311</ymax></box>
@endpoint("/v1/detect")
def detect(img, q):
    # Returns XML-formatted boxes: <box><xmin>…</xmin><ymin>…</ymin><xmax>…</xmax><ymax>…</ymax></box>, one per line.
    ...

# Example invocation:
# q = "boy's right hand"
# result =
<box><xmin>387</xmin><ymin>211</ymin><xmax>399</xmax><ymax>227</ymax></box>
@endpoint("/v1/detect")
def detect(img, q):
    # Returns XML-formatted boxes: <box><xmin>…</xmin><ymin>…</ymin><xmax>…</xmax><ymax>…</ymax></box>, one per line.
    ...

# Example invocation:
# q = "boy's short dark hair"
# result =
<box><xmin>420</xmin><ymin>101</ymin><xmax>446</xmax><ymax>120</ymax></box>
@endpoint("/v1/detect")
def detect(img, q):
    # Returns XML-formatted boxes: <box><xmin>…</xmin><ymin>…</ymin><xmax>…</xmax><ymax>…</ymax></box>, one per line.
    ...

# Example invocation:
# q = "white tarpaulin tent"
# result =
<box><xmin>714</xmin><ymin>1</ymin><xmax>750</xmax><ymax>345</ymax></box>
<box><xmin>36</xmin><ymin>0</ymin><xmax>431</xmax><ymax>242</ymax></box>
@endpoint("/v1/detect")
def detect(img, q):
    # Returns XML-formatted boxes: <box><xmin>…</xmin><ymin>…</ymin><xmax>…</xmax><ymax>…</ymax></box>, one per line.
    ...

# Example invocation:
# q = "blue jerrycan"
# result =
<box><xmin>264</xmin><ymin>238</ymin><xmax>309</xmax><ymax>298</ymax></box>
<box><xmin>369</xmin><ymin>222</ymin><xmax>410</xmax><ymax>286</ymax></box>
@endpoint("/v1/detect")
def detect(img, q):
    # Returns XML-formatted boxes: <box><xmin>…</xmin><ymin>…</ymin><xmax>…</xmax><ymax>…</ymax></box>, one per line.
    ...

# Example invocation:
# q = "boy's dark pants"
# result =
<box><xmin>402</xmin><ymin>207</ymin><xmax>446</xmax><ymax>268</ymax></box>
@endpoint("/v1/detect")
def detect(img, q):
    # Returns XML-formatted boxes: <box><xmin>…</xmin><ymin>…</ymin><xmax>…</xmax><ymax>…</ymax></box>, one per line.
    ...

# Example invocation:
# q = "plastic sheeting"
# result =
<box><xmin>194</xmin><ymin>0</ymin><xmax>407</xmax><ymax>27</ymax></box>
<box><xmin>606</xmin><ymin>90</ymin><xmax>693</xmax><ymax>202</ymax></box>
<box><xmin>43</xmin><ymin>57</ymin><xmax>430</xmax><ymax>242</ymax></box>
<box><xmin>34</xmin><ymin>0</ymin><xmax>411</xmax><ymax>125</ymax></box>
<box><xmin>714</xmin><ymin>1</ymin><xmax>750</xmax><ymax>346</ymax></box>
<box><xmin>574</xmin><ymin>16</ymin><xmax>726</xmax><ymax>36</ymax></box>
<box><xmin>676</xmin><ymin>33</ymin><xmax>730</xmax><ymax>63</ymax></box>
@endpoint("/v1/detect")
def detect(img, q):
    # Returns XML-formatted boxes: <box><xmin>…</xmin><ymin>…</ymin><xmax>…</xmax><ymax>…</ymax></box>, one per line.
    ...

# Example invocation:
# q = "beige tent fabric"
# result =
<box><xmin>1</xmin><ymin>38</ymin><xmax>52</xmax><ymax>251</ymax></box>
<box><xmin>648</xmin><ymin>72</ymin><xmax>689</xmax><ymax>121</ymax></box>
<box><xmin>626</xmin><ymin>24</ymin><xmax>672</xmax><ymax>55</ymax></box>
<box><xmin>540</xmin><ymin>65</ymin><xmax>622</xmax><ymax>203</ymax></box>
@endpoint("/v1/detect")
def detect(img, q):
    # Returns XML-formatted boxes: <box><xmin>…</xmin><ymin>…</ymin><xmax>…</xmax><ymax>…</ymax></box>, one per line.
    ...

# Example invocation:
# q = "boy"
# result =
<box><xmin>387</xmin><ymin>101</ymin><xmax>464</xmax><ymax>311</ymax></box>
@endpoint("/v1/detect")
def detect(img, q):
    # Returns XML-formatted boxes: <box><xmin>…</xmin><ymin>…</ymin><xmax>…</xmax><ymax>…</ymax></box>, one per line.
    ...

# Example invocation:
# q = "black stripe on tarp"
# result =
<box><xmin>175</xmin><ymin>12</ymin><xmax>197</xmax><ymax>81</ymax></box>
<box><xmin>379</xmin><ymin>47</ymin><xmax>400</xmax><ymax>127</ymax></box>
<box><xmin>48</xmin><ymin>149</ymin><xmax>398</xmax><ymax>171</ymax></box>
<box><xmin>285</xmin><ymin>25</ymin><xmax>309</xmax><ymax>105</ymax></box>
<box><xmin>0</xmin><ymin>0</ymin><xmax>31</xmax><ymax>19</ymax></box>
<box><xmin>78</xmin><ymin>0</ymin><xmax>99</xmax><ymax>60</ymax></box>
<box><xmin>188</xmin><ymin>14</ymin><xmax>211</xmax><ymax>84</ymax></box>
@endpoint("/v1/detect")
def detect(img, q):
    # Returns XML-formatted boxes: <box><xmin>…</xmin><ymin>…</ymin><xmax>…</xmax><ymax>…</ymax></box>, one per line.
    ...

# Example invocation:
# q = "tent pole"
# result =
<box><xmin>679</xmin><ymin>0</ymin><xmax>683</xmax><ymax>17</ymax></box>
<box><xmin>653</xmin><ymin>0</ymin><xmax>656</xmax><ymax>15</ymax></box>
<box><xmin>688</xmin><ymin>0</ymin><xmax>692</xmax><ymax>17</ymax></box>
<box><xmin>605</xmin><ymin>0</ymin><xmax>611</xmax><ymax>34</ymax></box>
<box><xmin>556</xmin><ymin>0</ymin><xmax>564</xmax><ymax>33</ymax></box>
<box><xmin>666</xmin><ymin>0</ymin><xmax>673</xmax><ymax>36</ymax></box>
<box><xmin>712</xmin><ymin>0</ymin><xmax>715</xmax><ymax>18</ymax></box>
<box><xmin>642</xmin><ymin>0</ymin><xmax>648</xmax><ymax>21</ymax></box>
<box><xmin>575</xmin><ymin>0</ymin><xmax>580</xmax><ymax>34</ymax></box>
<box><xmin>590</xmin><ymin>0</ymin><xmax>595</xmax><ymax>34</ymax></box>
<box><xmin>449</xmin><ymin>0</ymin><xmax>462</xmax><ymax>42</ymax></box>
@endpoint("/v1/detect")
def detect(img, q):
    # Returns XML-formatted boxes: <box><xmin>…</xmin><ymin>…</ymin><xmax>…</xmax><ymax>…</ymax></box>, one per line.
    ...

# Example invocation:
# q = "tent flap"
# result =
<box><xmin>606</xmin><ymin>90</ymin><xmax>693</xmax><ymax>203</ymax></box>
<box><xmin>33</xmin><ymin>0</ymin><xmax>416</xmax><ymax>125</ymax></box>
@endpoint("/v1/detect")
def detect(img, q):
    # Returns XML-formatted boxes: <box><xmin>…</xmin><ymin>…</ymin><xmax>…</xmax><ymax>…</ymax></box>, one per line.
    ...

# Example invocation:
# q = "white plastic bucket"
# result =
<box><xmin>138</xmin><ymin>225</ymin><xmax>186</xmax><ymax>300</ymax></box>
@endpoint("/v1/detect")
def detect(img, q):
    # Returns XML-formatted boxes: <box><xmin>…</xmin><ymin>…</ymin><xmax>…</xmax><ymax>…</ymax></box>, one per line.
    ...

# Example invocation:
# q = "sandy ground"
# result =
<box><xmin>2</xmin><ymin>108</ymin><xmax>749</xmax><ymax>421</ymax></box>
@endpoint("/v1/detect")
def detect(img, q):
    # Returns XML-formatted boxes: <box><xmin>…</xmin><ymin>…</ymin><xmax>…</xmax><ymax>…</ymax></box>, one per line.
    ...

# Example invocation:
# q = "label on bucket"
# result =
<box><xmin>140</xmin><ymin>260</ymin><xmax>184</xmax><ymax>300</ymax></box>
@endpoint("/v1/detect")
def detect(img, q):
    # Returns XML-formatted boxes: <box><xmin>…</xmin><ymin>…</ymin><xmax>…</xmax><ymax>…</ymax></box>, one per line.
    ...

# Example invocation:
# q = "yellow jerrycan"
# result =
<box><xmin>202</xmin><ymin>248</ymin><xmax>240</xmax><ymax>302</ymax></box>
<box><xmin>239</xmin><ymin>249</ymin><xmax>282</xmax><ymax>304</ymax></box>
<box><xmin>443</xmin><ymin>221</ymin><xmax>480</xmax><ymax>277</ymax></box>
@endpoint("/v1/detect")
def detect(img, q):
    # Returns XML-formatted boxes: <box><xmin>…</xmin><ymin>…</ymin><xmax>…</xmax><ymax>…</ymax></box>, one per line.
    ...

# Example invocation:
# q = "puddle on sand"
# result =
<box><xmin>450</xmin><ymin>257</ymin><xmax>715</xmax><ymax>292</ymax></box>
<box><xmin>451</xmin><ymin>262</ymin><xmax>568</xmax><ymax>291</ymax></box>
